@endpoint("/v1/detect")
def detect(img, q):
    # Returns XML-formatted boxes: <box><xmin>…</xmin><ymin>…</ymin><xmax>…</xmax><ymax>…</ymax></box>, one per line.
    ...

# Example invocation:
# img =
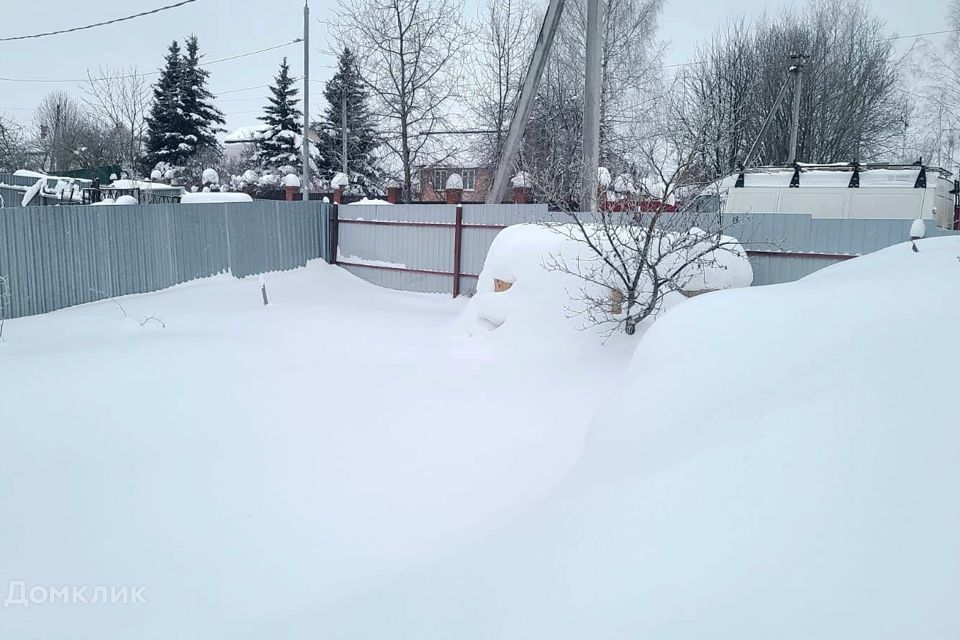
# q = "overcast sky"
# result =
<box><xmin>0</xmin><ymin>0</ymin><xmax>950</xmax><ymax>135</ymax></box>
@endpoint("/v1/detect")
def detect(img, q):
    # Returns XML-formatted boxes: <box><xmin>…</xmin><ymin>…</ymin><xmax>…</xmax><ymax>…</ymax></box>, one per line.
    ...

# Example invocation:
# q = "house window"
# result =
<box><xmin>462</xmin><ymin>168</ymin><xmax>476</xmax><ymax>191</ymax></box>
<box><xmin>433</xmin><ymin>169</ymin><xmax>448</xmax><ymax>192</ymax></box>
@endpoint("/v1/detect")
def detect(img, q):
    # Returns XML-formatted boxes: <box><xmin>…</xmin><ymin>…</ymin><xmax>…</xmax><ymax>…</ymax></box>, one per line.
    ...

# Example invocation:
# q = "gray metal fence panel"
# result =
<box><xmin>335</xmin><ymin>206</ymin><xmax>960</xmax><ymax>295</ymax></box>
<box><xmin>340</xmin><ymin>203</ymin><xmax>455</xmax><ymax>223</ymax></box>
<box><xmin>462</xmin><ymin>203</ymin><xmax>548</xmax><ymax>225</ymax></box>
<box><xmin>0</xmin><ymin>200</ymin><xmax>332</xmax><ymax>320</ymax></box>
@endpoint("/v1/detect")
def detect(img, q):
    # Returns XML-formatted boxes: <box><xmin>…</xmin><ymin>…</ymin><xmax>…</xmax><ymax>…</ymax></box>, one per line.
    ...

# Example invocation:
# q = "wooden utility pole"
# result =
<box><xmin>787</xmin><ymin>53</ymin><xmax>807</xmax><ymax>166</ymax></box>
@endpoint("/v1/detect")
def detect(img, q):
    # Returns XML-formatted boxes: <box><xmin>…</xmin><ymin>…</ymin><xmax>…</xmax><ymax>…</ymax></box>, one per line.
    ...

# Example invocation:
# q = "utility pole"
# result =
<box><xmin>341</xmin><ymin>85</ymin><xmax>348</xmax><ymax>175</ymax></box>
<box><xmin>581</xmin><ymin>0</ymin><xmax>602</xmax><ymax>212</ymax></box>
<box><xmin>485</xmin><ymin>0</ymin><xmax>566</xmax><ymax>204</ymax></box>
<box><xmin>301</xmin><ymin>0</ymin><xmax>311</xmax><ymax>201</ymax></box>
<box><xmin>787</xmin><ymin>53</ymin><xmax>806</xmax><ymax>166</ymax></box>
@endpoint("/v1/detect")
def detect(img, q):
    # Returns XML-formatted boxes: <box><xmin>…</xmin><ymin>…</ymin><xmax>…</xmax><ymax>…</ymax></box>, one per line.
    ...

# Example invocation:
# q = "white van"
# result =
<box><xmin>702</xmin><ymin>164</ymin><xmax>957</xmax><ymax>229</ymax></box>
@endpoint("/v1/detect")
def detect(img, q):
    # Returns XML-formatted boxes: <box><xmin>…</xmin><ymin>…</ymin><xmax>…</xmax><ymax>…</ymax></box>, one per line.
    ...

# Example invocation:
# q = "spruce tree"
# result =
<box><xmin>180</xmin><ymin>35</ymin><xmax>226</xmax><ymax>158</ymax></box>
<box><xmin>144</xmin><ymin>41</ymin><xmax>189</xmax><ymax>169</ymax></box>
<box><xmin>253</xmin><ymin>57</ymin><xmax>303</xmax><ymax>172</ymax></box>
<box><xmin>316</xmin><ymin>47</ymin><xmax>381</xmax><ymax>189</ymax></box>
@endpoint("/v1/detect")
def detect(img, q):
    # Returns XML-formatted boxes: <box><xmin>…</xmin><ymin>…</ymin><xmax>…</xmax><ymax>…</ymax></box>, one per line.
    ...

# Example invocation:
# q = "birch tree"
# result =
<box><xmin>521</xmin><ymin>0</ymin><xmax>665</xmax><ymax>201</ymax></box>
<box><xmin>332</xmin><ymin>0</ymin><xmax>469</xmax><ymax>199</ymax></box>
<box><xmin>82</xmin><ymin>66</ymin><xmax>151</xmax><ymax>171</ymax></box>
<box><xmin>683</xmin><ymin>0</ymin><xmax>906</xmax><ymax>180</ymax></box>
<box><xmin>470</xmin><ymin>0</ymin><xmax>537</xmax><ymax>165</ymax></box>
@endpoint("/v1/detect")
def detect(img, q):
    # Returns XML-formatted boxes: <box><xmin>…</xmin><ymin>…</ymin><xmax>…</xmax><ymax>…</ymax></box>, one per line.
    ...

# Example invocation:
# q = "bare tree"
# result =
<box><xmin>521</xmin><ymin>0</ymin><xmax>665</xmax><ymax>203</ymax></box>
<box><xmin>0</xmin><ymin>116</ymin><xmax>30</xmax><ymax>172</ymax></box>
<box><xmin>82</xmin><ymin>66</ymin><xmax>151</xmax><ymax>171</ymax></box>
<box><xmin>33</xmin><ymin>91</ymin><xmax>86</xmax><ymax>173</ymax></box>
<box><xmin>331</xmin><ymin>0</ymin><xmax>469</xmax><ymax>199</ymax></box>
<box><xmin>897</xmin><ymin>2</ymin><xmax>960</xmax><ymax>169</ymax></box>
<box><xmin>470</xmin><ymin>0</ymin><xmax>537</xmax><ymax>165</ymax></box>
<box><xmin>533</xmin><ymin>81</ymin><xmax>751</xmax><ymax>336</ymax></box>
<box><xmin>683</xmin><ymin>0</ymin><xmax>907</xmax><ymax>180</ymax></box>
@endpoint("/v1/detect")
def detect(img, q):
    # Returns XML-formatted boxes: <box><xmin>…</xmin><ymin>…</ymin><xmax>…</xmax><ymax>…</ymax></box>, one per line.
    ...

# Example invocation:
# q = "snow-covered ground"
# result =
<box><xmin>2</xmin><ymin>235</ymin><xmax>958</xmax><ymax>639</ymax></box>
<box><xmin>321</xmin><ymin>236</ymin><xmax>960</xmax><ymax>639</ymax></box>
<box><xmin>0</xmin><ymin>260</ymin><xmax>632</xmax><ymax>639</ymax></box>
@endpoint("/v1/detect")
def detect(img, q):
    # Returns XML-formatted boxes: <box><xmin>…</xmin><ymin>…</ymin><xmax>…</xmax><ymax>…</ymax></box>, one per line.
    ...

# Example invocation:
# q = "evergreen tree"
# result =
<box><xmin>253</xmin><ymin>57</ymin><xmax>304</xmax><ymax>172</ymax></box>
<box><xmin>316</xmin><ymin>47</ymin><xmax>381</xmax><ymax>189</ymax></box>
<box><xmin>180</xmin><ymin>34</ymin><xmax>226</xmax><ymax>158</ymax></box>
<box><xmin>144</xmin><ymin>41</ymin><xmax>189</xmax><ymax>168</ymax></box>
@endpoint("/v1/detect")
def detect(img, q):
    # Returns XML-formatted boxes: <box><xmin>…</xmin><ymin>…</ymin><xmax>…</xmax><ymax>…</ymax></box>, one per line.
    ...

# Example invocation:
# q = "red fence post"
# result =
<box><xmin>453</xmin><ymin>204</ymin><xmax>463</xmax><ymax>297</ymax></box>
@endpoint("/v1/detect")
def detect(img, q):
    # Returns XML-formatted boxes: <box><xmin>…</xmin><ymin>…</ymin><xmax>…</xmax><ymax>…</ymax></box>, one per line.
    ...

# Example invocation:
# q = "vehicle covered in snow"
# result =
<box><xmin>699</xmin><ymin>163</ymin><xmax>957</xmax><ymax>229</ymax></box>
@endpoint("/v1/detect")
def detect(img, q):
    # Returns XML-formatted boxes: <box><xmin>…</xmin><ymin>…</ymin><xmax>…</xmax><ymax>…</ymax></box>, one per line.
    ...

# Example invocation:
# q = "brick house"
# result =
<box><xmin>416</xmin><ymin>165</ymin><xmax>498</xmax><ymax>203</ymax></box>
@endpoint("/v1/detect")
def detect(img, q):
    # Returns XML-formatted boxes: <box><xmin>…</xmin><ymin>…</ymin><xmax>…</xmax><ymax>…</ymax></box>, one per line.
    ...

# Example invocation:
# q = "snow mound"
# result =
<box><xmin>180</xmin><ymin>192</ymin><xmax>253</xmax><ymax>204</ymax></box>
<box><xmin>511</xmin><ymin>171</ymin><xmax>531</xmax><ymax>188</ymax></box>
<box><xmin>331</xmin><ymin>172</ymin><xmax>350</xmax><ymax>189</ymax></box>
<box><xmin>328</xmin><ymin>236</ymin><xmax>960</xmax><ymax>638</ymax></box>
<box><xmin>114</xmin><ymin>195</ymin><xmax>138</xmax><ymax>205</ymax></box>
<box><xmin>281</xmin><ymin>173</ymin><xmax>301</xmax><ymax>188</ymax></box>
<box><xmin>597</xmin><ymin>166</ymin><xmax>611</xmax><ymax>187</ymax></box>
<box><xmin>348</xmin><ymin>197</ymin><xmax>392</xmax><ymax>206</ymax></box>
<box><xmin>460</xmin><ymin>224</ymin><xmax>751</xmax><ymax>344</ymax></box>
<box><xmin>20</xmin><ymin>178</ymin><xmax>43</xmax><ymax>207</ymax></box>
<box><xmin>445</xmin><ymin>173</ymin><xmax>463</xmax><ymax>190</ymax></box>
<box><xmin>459</xmin><ymin>224</ymin><xmax>616</xmax><ymax>344</ymax></box>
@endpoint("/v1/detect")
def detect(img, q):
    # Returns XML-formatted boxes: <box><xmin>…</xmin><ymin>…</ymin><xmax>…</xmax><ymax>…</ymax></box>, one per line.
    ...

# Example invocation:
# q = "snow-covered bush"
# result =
<box><xmin>201</xmin><ymin>168</ymin><xmax>220</xmax><ymax>186</ymax></box>
<box><xmin>461</xmin><ymin>223</ymin><xmax>752</xmax><ymax>340</ymax></box>
<box><xmin>597</xmin><ymin>166</ymin><xmax>612</xmax><ymax>188</ymax></box>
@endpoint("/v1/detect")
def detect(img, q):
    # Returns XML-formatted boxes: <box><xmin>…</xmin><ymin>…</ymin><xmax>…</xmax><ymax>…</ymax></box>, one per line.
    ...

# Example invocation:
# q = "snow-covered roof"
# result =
<box><xmin>224</xmin><ymin>125</ymin><xmax>270</xmax><ymax>144</ymax></box>
<box><xmin>180</xmin><ymin>192</ymin><xmax>253</xmax><ymax>204</ymax></box>
<box><xmin>715</xmin><ymin>164</ymin><xmax>951</xmax><ymax>190</ymax></box>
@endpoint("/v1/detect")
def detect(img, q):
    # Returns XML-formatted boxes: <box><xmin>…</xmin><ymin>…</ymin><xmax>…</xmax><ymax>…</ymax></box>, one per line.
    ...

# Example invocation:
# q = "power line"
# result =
<box><xmin>0</xmin><ymin>39</ymin><xmax>301</xmax><ymax>84</ymax></box>
<box><xmin>888</xmin><ymin>28</ymin><xmax>960</xmax><ymax>42</ymax></box>
<box><xmin>0</xmin><ymin>0</ymin><xmax>197</xmax><ymax>42</ymax></box>
<box><xmin>219</xmin><ymin>83</ymin><xmax>271</xmax><ymax>95</ymax></box>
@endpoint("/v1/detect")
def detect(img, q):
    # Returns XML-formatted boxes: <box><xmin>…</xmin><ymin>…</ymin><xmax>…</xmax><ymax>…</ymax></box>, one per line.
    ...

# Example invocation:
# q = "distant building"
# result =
<box><xmin>416</xmin><ymin>164</ymin><xmax>498</xmax><ymax>203</ymax></box>
<box><xmin>222</xmin><ymin>125</ymin><xmax>320</xmax><ymax>165</ymax></box>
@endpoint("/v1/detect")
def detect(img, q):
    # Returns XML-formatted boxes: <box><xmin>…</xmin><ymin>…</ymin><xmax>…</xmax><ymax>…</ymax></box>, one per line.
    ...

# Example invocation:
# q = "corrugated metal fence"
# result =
<box><xmin>335</xmin><ymin>205</ymin><xmax>960</xmax><ymax>293</ymax></box>
<box><xmin>337</xmin><ymin>203</ymin><xmax>549</xmax><ymax>295</ymax></box>
<box><xmin>3</xmin><ymin>197</ymin><xmax>956</xmax><ymax>321</ymax></box>
<box><xmin>0</xmin><ymin>200</ymin><xmax>333</xmax><ymax>320</ymax></box>
<box><xmin>723</xmin><ymin>213</ymin><xmax>960</xmax><ymax>285</ymax></box>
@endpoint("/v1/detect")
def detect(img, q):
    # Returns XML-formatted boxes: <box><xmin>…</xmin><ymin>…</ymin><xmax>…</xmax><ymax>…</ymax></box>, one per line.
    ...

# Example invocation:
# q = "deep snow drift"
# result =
<box><xmin>322</xmin><ymin>236</ymin><xmax>960</xmax><ymax>638</ymax></box>
<box><xmin>0</xmin><ymin>260</ymin><xmax>633</xmax><ymax>639</ymax></box>
<box><xmin>3</xmin><ymin>236</ymin><xmax>958</xmax><ymax>639</ymax></box>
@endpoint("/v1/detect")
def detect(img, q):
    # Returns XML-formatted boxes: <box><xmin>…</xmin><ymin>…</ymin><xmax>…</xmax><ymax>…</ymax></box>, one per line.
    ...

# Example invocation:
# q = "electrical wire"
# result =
<box><xmin>0</xmin><ymin>0</ymin><xmax>198</xmax><ymax>42</ymax></box>
<box><xmin>0</xmin><ymin>40</ymin><xmax>301</xmax><ymax>84</ymax></box>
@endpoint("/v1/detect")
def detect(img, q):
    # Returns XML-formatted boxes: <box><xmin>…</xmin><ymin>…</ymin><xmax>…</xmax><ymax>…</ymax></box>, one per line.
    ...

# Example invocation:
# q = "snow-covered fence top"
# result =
<box><xmin>0</xmin><ymin>200</ymin><xmax>334</xmax><ymax>320</ymax></box>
